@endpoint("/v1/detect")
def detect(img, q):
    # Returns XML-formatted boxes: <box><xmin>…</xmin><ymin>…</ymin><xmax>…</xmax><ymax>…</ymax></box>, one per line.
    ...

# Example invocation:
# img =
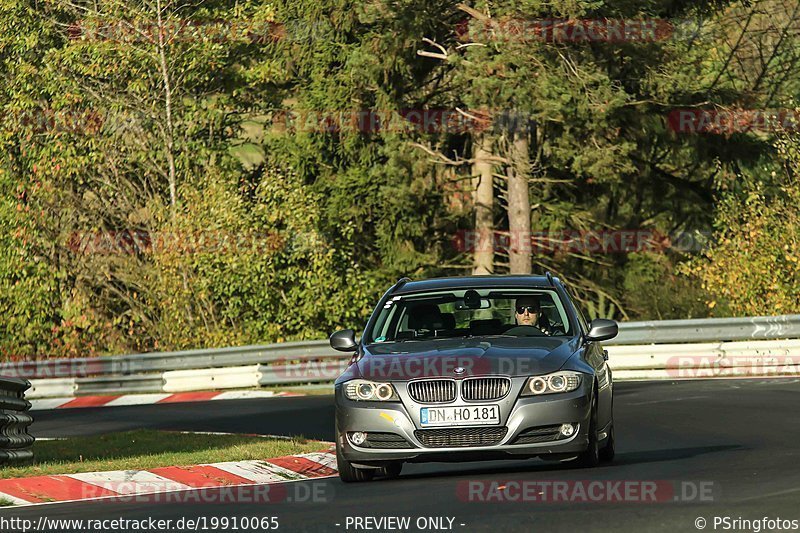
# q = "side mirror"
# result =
<box><xmin>586</xmin><ymin>319</ymin><xmax>618</xmax><ymax>342</ymax></box>
<box><xmin>330</xmin><ymin>329</ymin><xmax>357</xmax><ymax>352</ymax></box>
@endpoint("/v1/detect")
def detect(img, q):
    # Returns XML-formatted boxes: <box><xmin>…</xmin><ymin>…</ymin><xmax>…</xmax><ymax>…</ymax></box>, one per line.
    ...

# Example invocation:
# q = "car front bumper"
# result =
<box><xmin>335</xmin><ymin>377</ymin><xmax>593</xmax><ymax>466</ymax></box>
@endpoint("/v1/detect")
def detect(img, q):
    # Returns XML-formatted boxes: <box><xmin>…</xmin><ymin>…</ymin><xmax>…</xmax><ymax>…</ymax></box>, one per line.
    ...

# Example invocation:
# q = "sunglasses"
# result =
<box><xmin>516</xmin><ymin>306</ymin><xmax>539</xmax><ymax>314</ymax></box>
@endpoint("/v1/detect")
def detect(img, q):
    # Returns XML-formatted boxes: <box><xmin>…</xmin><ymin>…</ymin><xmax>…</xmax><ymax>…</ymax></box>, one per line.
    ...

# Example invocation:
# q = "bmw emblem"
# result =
<box><xmin>454</xmin><ymin>367</ymin><xmax>465</xmax><ymax>375</ymax></box>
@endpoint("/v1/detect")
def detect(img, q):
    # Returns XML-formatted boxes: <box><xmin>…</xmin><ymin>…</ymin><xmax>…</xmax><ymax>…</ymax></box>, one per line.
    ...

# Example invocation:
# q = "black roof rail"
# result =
<box><xmin>545</xmin><ymin>271</ymin><xmax>556</xmax><ymax>287</ymax></box>
<box><xmin>392</xmin><ymin>277</ymin><xmax>412</xmax><ymax>293</ymax></box>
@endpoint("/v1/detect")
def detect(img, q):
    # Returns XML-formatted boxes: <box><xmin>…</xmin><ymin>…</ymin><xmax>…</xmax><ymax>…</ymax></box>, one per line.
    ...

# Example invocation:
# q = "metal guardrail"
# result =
<box><xmin>614</xmin><ymin>314</ymin><xmax>800</xmax><ymax>344</ymax></box>
<box><xmin>3</xmin><ymin>314</ymin><xmax>800</xmax><ymax>399</ymax></box>
<box><xmin>0</xmin><ymin>377</ymin><xmax>34</xmax><ymax>463</ymax></box>
<box><xmin>0</xmin><ymin>340</ymin><xmax>341</xmax><ymax>379</ymax></box>
<box><xmin>3</xmin><ymin>314</ymin><xmax>800</xmax><ymax>379</ymax></box>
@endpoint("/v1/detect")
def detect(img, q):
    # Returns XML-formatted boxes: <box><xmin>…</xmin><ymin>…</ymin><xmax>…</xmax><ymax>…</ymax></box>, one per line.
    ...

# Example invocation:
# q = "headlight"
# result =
<box><xmin>344</xmin><ymin>379</ymin><xmax>399</xmax><ymax>401</ymax></box>
<box><xmin>521</xmin><ymin>371</ymin><xmax>582</xmax><ymax>396</ymax></box>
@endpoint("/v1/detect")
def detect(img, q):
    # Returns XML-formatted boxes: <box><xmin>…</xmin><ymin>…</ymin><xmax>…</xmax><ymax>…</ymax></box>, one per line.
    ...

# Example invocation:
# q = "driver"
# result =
<box><xmin>513</xmin><ymin>296</ymin><xmax>556</xmax><ymax>336</ymax></box>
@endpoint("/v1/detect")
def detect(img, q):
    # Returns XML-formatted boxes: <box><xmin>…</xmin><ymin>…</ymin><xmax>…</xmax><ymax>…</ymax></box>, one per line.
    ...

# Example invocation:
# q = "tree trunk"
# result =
<box><xmin>507</xmin><ymin>129</ymin><xmax>532</xmax><ymax>274</ymax></box>
<box><xmin>472</xmin><ymin>135</ymin><xmax>494</xmax><ymax>275</ymax></box>
<box><xmin>156</xmin><ymin>0</ymin><xmax>178</xmax><ymax>216</ymax></box>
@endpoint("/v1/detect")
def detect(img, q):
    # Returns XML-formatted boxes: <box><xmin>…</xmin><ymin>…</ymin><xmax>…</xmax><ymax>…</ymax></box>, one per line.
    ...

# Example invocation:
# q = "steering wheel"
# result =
<box><xmin>503</xmin><ymin>325</ymin><xmax>547</xmax><ymax>337</ymax></box>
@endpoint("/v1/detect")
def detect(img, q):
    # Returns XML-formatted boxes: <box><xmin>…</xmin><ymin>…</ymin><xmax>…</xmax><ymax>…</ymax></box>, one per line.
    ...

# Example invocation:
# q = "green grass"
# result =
<box><xmin>1</xmin><ymin>430</ymin><xmax>330</xmax><ymax>479</ymax></box>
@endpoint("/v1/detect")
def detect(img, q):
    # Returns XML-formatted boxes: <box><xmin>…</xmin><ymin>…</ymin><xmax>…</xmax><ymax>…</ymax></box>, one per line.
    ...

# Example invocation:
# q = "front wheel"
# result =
<box><xmin>573</xmin><ymin>394</ymin><xmax>600</xmax><ymax>468</ymax></box>
<box><xmin>379</xmin><ymin>461</ymin><xmax>403</xmax><ymax>479</ymax></box>
<box><xmin>336</xmin><ymin>437</ymin><xmax>375</xmax><ymax>482</ymax></box>
<box><xmin>599</xmin><ymin>422</ymin><xmax>615</xmax><ymax>462</ymax></box>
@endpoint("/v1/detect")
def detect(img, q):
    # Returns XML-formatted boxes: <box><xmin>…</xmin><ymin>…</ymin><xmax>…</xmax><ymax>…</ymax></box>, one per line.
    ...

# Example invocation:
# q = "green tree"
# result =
<box><xmin>683</xmin><ymin>136</ymin><xmax>800</xmax><ymax>316</ymax></box>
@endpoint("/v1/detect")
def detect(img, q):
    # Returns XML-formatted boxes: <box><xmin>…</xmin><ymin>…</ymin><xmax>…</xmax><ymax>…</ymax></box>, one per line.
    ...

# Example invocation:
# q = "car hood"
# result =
<box><xmin>348</xmin><ymin>336</ymin><xmax>580</xmax><ymax>381</ymax></box>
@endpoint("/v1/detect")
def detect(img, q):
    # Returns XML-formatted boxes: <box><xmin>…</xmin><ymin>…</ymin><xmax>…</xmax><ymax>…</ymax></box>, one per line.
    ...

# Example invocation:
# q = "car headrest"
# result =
<box><xmin>408</xmin><ymin>304</ymin><xmax>445</xmax><ymax>330</ymax></box>
<box><xmin>439</xmin><ymin>313</ymin><xmax>456</xmax><ymax>330</ymax></box>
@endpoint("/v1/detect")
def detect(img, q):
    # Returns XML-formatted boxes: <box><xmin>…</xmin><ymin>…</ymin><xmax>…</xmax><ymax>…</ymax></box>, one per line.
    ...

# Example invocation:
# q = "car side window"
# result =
<box><xmin>577</xmin><ymin>307</ymin><xmax>589</xmax><ymax>334</ymax></box>
<box><xmin>567</xmin><ymin>290</ymin><xmax>589</xmax><ymax>334</ymax></box>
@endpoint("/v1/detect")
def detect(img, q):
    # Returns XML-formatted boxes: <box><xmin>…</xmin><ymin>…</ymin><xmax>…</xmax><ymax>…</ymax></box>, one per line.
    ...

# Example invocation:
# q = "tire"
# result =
<box><xmin>378</xmin><ymin>461</ymin><xmax>403</xmax><ymax>479</ymax></box>
<box><xmin>336</xmin><ymin>438</ymin><xmax>375</xmax><ymax>483</ymax></box>
<box><xmin>574</xmin><ymin>392</ymin><xmax>600</xmax><ymax>468</ymax></box>
<box><xmin>599</xmin><ymin>422</ymin><xmax>615</xmax><ymax>462</ymax></box>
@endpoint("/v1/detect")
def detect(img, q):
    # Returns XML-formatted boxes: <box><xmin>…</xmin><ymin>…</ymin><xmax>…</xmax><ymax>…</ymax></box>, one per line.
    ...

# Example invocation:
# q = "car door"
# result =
<box><xmin>573</xmin><ymin>297</ymin><xmax>614</xmax><ymax>431</ymax></box>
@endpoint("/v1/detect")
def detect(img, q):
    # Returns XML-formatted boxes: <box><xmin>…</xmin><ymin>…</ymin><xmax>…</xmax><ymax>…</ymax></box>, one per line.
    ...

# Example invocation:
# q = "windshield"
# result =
<box><xmin>366</xmin><ymin>288</ymin><xmax>572</xmax><ymax>343</ymax></box>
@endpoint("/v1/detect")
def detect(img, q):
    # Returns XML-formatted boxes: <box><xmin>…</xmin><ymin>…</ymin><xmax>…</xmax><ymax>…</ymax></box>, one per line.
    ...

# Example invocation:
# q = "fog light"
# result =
<box><xmin>350</xmin><ymin>432</ymin><xmax>367</xmax><ymax>445</ymax></box>
<box><xmin>559</xmin><ymin>424</ymin><xmax>575</xmax><ymax>437</ymax></box>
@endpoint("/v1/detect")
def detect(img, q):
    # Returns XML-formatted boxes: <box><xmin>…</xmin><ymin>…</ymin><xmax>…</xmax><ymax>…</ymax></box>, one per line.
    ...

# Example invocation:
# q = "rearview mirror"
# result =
<box><xmin>330</xmin><ymin>329</ymin><xmax>357</xmax><ymax>352</ymax></box>
<box><xmin>455</xmin><ymin>298</ymin><xmax>491</xmax><ymax>310</ymax></box>
<box><xmin>586</xmin><ymin>319</ymin><xmax>618</xmax><ymax>342</ymax></box>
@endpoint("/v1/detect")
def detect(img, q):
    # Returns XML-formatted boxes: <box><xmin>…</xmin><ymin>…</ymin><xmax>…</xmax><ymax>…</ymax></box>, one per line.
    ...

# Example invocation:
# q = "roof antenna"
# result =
<box><xmin>545</xmin><ymin>271</ymin><xmax>555</xmax><ymax>287</ymax></box>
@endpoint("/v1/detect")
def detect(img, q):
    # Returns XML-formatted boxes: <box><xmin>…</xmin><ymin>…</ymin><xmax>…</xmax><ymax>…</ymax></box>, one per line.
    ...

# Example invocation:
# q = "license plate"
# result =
<box><xmin>420</xmin><ymin>405</ymin><xmax>500</xmax><ymax>427</ymax></box>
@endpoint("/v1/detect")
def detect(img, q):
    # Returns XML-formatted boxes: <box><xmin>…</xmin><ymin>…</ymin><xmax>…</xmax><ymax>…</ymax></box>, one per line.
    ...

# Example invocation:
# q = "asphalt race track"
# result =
<box><xmin>4</xmin><ymin>378</ymin><xmax>800</xmax><ymax>532</ymax></box>
<box><xmin>30</xmin><ymin>395</ymin><xmax>335</xmax><ymax>441</ymax></box>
